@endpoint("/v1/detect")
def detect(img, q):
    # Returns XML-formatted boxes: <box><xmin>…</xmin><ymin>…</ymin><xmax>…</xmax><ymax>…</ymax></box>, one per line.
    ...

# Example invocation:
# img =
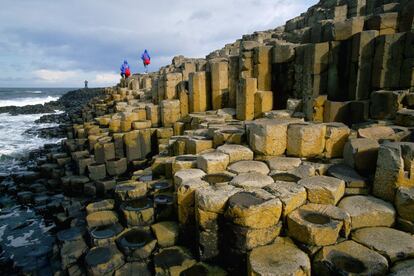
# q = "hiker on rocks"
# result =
<box><xmin>120</xmin><ymin>59</ymin><xmax>131</xmax><ymax>79</ymax></box>
<box><xmin>141</xmin><ymin>50</ymin><xmax>151</xmax><ymax>73</ymax></box>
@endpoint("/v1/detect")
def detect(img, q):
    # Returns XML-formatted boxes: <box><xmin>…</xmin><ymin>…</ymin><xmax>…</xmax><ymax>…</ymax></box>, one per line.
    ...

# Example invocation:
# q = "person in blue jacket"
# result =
<box><xmin>120</xmin><ymin>60</ymin><xmax>131</xmax><ymax>79</ymax></box>
<box><xmin>141</xmin><ymin>50</ymin><xmax>151</xmax><ymax>73</ymax></box>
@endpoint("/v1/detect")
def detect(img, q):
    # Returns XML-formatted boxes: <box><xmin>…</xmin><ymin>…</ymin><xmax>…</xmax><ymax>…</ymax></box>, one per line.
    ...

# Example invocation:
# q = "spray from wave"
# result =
<box><xmin>0</xmin><ymin>96</ymin><xmax>59</xmax><ymax>107</ymax></box>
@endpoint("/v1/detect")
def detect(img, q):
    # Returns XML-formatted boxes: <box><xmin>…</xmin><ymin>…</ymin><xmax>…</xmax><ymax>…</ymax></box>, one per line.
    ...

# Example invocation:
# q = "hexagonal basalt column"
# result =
<box><xmin>338</xmin><ymin>195</ymin><xmax>395</xmax><ymax>230</ymax></box>
<box><xmin>227</xmin><ymin>160</ymin><xmax>270</xmax><ymax>175</ymax></box>
<box><xmin>116</xmin><ymin>228</ymin><xmax>157</xmax><ymax>261</ymax></box>
<box><xmin>216</xmin><ymin>144</ymin><xmax>254</xmax><ymax>163</ymax></box>
<box><xmin>106</xmin><ymin>158</ymin><xmax>127</xmax><ymax>176</ymax></box>
<box><xmin>173</xmin><ymin>168</ymin><xmax>206</xmax><ymax>188</ymax></box>
<box><xmin>85</xmin><ymin>246</ymin><xmax>125</xmax><ymax>275</ymax></box>
<box><xmin>264</xmin><ymin>181</ymin><xmax>307</xmax><ymax>218</ymax></box>
<box><xmin>287</xmin><ymin>123</ymin><xmax>326</xmax><ymax>158</ymax></box>
<box><xmin>120</xmin><ymin>197</ymin><xmax>154</xmax><ymax>227</ymax></box>
<box><xmin>197</xmin><ymin>151</ymin><xmax>230</xmax><ymax>174</ymax></box>
<box><xmin>114</xmin><ymin>181</ymin><xmax>147</xmax><ymax>202</ymax></box>
<box><xmin>225</xmin><ymin>190</ymin><xmax>282</xmax><ymax>229</ymax></box>
<box><xmin>287</xmin><ymin>203</ymin><xmax>351</xmax><ymax>246</ymax></box>
<box><xmin>248</xmin><ymin>237</ymin><xmax>311</xmax><ymax>276</ymax></box>
<box><xmin>86</xmin><ymin>210</ymin><xmax>119</xmax><ymax>229</ymax></box>
<box><xmin>313</xmin><ymin>240</ymin><xmax>388</xmax><ymax>276</ymax></box>
<box><xmin>230</xmin><ymin>172</ymin><xmax>274</xmax><ymax>189</ymax></box>
<box><xmin>298</xmin><ymin>176</ymin><xmax>345</xmax><ymax>205</ymax></box>
<box><xmin>89</xmin><ymin>223</ymin><xmax>124</xmax><ymax>247</ymax></box>
<box><xmin>154</xmin><ymin>193</ymin><xmax>176</xmax><ymax>221</ymax></box>
<box><xmin>153</xmin><ymin>246</ymin><xmax>196</xmax><ymax>276</ymax></box>
<box><xmin>352</xmin><ymin>227</ymin><xmax>414</xmax><ymax>263</ymax></box>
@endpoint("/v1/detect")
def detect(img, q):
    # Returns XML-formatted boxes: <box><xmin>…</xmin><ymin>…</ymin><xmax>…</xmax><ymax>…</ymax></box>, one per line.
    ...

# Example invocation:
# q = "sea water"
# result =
<box><xmin>0</xmin><ymin>88</ymin><xmax>74</xmax><ymax>173</ymax></box>
<box><xmin>0</xmin><ymin>88</ymin><xmax>74</xmax><ymax>273</ymax></box>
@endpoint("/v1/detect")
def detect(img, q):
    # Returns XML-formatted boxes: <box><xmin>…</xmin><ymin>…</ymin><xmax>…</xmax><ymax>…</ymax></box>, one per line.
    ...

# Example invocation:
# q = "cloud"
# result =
<box><xmin>0</xmin><ymin>0</ymin><xmax>318</xmax><ymax>87</ymax></box>
<box><xmin>189</xmin><ymin>10</ymin><xmax>212</xmax><ymax>21</ymax></box>
<box><xmin>94</xmin><ymin>73</ymin><xmax>120</xmax><ymax>85</ymax></box>
<box><xmin>33</xmin><ymin>69</ymin><xmax>80</xmax><ymax>82</ymax></box>
<box><xmin>30</xmin><ymin>69</ymin><xmax>119</xmax><ymax>87</ymax></box>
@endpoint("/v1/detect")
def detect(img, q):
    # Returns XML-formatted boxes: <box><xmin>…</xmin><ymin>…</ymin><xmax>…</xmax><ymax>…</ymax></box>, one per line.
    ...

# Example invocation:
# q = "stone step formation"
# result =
<box><xmin>5</xmin><ymin>0</ymin><xmax>414</xmax><ymax>275</ymax></box>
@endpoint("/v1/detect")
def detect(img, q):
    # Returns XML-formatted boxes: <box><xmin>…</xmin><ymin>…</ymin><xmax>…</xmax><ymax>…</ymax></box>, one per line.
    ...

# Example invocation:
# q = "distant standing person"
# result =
<box><xmin>84</xmin><ymin>80</ymin><xmax>88</xmax><ymax>89</ymax></box>
<box><xmin>141</xmin><ymin>50</ymin><xmax>151</xmax><ymax>73</ymax></box>
<box><xmin>120</xmin><ymin>59</ymin><xmax>131</xmax><ymax>79</ymax></box>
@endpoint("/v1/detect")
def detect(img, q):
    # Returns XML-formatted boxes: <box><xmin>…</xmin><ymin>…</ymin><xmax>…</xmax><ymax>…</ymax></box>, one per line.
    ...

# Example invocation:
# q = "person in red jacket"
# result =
<box><xmin>120</xmin><ymin>60</ymin><xmax>131</xmax><ymax>79</ymax></box>
<box><xmin>141</xmin><ymin>50</ymin><xmax>151</xmax><ymax>73</ymax></box>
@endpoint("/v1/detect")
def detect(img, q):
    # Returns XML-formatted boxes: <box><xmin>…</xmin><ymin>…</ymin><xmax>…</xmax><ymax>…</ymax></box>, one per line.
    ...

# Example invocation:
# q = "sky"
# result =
<box><xmin>0</xmin><ymin>0</ymin><xmax>317</xmax><ymax>88</ymax></box>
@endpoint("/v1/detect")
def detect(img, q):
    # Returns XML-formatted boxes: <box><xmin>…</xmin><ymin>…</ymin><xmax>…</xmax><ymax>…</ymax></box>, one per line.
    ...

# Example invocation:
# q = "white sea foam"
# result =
<box><xmin>6</xmin><ymin>230</ymin><xmax>36</xmax><ymax>247</ymax></box>
<box><xmin>0</xmin><ymin>96</ymin><xmax>59</xmax><ymax>107</ymax></box>
<box><xmin>0</xmin><ymin>113</ymin><xmax>62</xmax><ymax>160</ymax></box>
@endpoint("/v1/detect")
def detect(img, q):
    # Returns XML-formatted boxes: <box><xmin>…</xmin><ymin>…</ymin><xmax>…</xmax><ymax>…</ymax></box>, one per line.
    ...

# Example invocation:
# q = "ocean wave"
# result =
<box><xmin>26</xmin><ymin>90</ymin><xmax>42</xmax><ymax>94</ymax></box>
<box><xmin>0</xmin><ymin>96</ymin><xmax>59</xmax><ymax>107</ymax></box>
<box><xmin>0</xmin><ymin>113</ymin><xmax>62</xmax><ymax>160</ymax></box>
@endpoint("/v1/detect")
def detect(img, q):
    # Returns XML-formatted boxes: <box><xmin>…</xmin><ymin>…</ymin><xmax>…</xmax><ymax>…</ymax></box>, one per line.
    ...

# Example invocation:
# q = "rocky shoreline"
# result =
<box><xmin>0</xmin><ymin>88</ymin><xmax>104</xmax><ymax>117</ymax></box>
<box><xmin>1</xmin><ymin>0</ymin><xmax>414</xmax><ymax>275</ymax></box>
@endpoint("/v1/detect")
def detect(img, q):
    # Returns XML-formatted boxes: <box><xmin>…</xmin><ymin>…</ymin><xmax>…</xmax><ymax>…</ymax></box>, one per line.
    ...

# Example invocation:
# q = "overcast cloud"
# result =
<box><xmin>0</xmin><ymin>0</ymin><xmax>317</xmax><ymax>87</ymax></box>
